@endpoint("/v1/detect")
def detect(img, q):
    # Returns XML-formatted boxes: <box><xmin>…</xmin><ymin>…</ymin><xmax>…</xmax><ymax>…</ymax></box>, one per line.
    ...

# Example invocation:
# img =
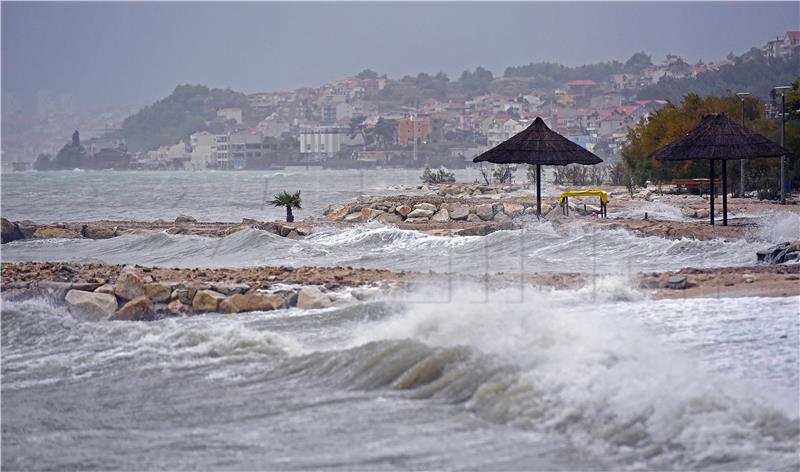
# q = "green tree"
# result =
<box><xmin>356</xmin><ymin>69</ymin><xmax>379</xmax><ymax>80</ymax></box>
<box><xmin>373</xmin><ymin>117</ymin><xmax>398</xmax><ymax>148</ymax></box>
<box><xmin>270</xmin><ymin>190</ymin><xmax>302</xmax><ymax>223</ymax></box>
<box><xmin>624</xmin><ymin>51</ymin><xmax>652</xmax><ymax>72</ymax></box>
<box><xmin>622</xmin><ymin>93</ymin><xmax>798</xmax><ymax>190</ymax></box>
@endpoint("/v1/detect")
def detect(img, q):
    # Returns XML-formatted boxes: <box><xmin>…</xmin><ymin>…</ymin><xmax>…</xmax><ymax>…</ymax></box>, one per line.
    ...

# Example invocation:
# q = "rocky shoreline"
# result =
<box><xmin>3</xmin><ymin>262</ymin><xmax>798</xmax><ymax>322</ymax></box>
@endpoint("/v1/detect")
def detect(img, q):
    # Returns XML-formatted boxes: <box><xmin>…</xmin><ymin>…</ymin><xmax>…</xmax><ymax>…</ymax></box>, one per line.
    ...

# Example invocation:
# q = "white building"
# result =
<box><xmin>214</xmin><ymin>131</ymin><xmax>266</xmax><ymax>170</ymax></box>
<box><xmin>190</xmin><ymin>131</ymin><xmax>215</xmax><ymax>170</ymax></box>
<box><xmin>298</xmin><ymin>128</ymin><xmax>346</xmax><ymax>156</ymax></box>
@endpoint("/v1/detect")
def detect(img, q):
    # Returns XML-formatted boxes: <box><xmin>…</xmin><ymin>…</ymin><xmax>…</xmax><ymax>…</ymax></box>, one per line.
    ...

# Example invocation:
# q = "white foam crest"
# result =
<box><xmin>346</xmin><ymin>282</ymin><xmax>799</xmax><ymax>468</ymax></box>
<box><xmin>755</xmin><ymin>211</ymin><xmax>800</xmax><ymax>243</ymax></box>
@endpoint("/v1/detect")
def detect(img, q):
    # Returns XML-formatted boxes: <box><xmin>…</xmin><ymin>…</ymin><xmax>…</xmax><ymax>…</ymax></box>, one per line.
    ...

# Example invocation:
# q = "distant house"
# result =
<box><xmin>397</xmin><ymin>115</ymin><xmax>432</xmax><ymax>145</ymax></box>
<box><xmin>216</xmin><ymin>107</ymin><xmax>243</xmax><ymax>125</ymax></box>
<box><xmin>784</xmin><ymin>31</ymin><xmax>800</xmax><ymax>56</ymax></box>
<box><xmin>566</xmin><ymin>80</ymin><xmax>596</xmax><ymax>97</ymax></box>
<box><xmin>214</xmin><ymin>131</ymin><xmax>266</xmax><ymax>170</ymax></box>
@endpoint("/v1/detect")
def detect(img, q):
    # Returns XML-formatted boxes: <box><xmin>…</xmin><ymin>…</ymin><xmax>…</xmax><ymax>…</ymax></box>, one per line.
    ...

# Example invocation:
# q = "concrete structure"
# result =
<box><xmin>298</xmin><ymin>127</ymin><xmax>346</xmax><ymax>156</ymax></box>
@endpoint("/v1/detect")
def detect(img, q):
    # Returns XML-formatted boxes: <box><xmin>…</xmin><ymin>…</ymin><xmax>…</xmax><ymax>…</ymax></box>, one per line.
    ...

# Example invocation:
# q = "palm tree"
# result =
<box><xmin>270</xmin><ymin>190</ymin><xmax>302</xmax><ymax>223</ymax></box>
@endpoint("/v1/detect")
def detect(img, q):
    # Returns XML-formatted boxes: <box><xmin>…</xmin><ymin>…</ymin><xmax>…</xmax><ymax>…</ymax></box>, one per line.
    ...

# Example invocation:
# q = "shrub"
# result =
<box><xmin>421</xmin><ymin>167</ymin><xmax>456</xmax><ymax>184</ymax></box>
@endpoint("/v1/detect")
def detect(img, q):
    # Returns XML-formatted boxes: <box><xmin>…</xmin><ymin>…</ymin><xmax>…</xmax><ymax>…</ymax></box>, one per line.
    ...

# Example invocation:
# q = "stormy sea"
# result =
<box><xmin>2</xmin><ymin>170</ymin><xmax>799</xmax><ymax>471</ymax></box>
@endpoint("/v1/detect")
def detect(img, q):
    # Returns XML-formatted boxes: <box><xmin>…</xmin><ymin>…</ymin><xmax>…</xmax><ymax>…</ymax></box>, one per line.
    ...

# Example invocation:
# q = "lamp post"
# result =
<box><xmin>735</xmin><ymin>92</ymin><xmax>750</xmax><ymax>197</ymax></box>
<box><xmin>775</xmin><ymin>86</ymin><xmax>791</xmax><ymax>205</ymax></box>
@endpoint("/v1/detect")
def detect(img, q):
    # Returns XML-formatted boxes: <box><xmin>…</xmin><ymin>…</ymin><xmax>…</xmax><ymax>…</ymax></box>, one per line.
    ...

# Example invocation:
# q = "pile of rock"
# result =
<box><xmin>324</xmin><ymin>197</ymin><xmax>537</xmax><ymax>225</ymax></box>
<box><xmin>419</xmin><ymin>183</ymin><xmax>525</xmax><ymax>198</ymax></box>
<box><xmin>59</xmin><ymin>266</ymin><xmax>346</xmax><ymax>322</ymax></box>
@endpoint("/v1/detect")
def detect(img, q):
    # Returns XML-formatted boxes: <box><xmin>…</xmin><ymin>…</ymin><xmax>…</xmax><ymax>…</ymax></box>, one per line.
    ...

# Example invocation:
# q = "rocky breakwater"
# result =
<box><xmin>323</xmin><ymin>194</ymin><xmax>541</xmax><ymax>236</ymax></box>
<box><xmin>2</xmin><ymin>262</ymin><xmax>408</xmax><ymax>321</ymax></box>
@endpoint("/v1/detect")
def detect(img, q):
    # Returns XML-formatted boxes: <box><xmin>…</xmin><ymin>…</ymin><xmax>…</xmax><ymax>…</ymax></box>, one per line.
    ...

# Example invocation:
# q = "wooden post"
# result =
<box><xmin>722</xmin><ymin>159</ymin><xmax>728</xmax><ymax>226</ymax></box>
<box><xmin>536</xmin><ymin>164</ymin><xmax>541</xmax><ymax>217</ymax></box>
<box><xmin>709</xmin><ymin>159</ymin><xmax>715</xmax><ymax>226</ymax></box>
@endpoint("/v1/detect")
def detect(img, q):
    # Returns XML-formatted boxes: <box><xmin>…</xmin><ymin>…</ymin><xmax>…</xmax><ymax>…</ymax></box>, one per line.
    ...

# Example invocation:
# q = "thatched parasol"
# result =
<box><xmin>651</xmin><ymin>113</ymin><xmax>789</xmax><ymax>226</ymax></box>
<box><xmin>473</xmin><ymin>117</ymin><xmax>602</xmax><ymax>216</ymax></box>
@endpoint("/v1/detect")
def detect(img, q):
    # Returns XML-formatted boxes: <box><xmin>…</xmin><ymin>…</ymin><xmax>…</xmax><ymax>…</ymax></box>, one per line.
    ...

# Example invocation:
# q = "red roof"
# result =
<box><xmin>567</xmin><ymin>80</ymin><xmax>596</xmax><ymax>86</ymax></box>
<box><xmin>786</xmin><ymin>31</ymin><xmax>800</xmax><ymax>44</ymax></box>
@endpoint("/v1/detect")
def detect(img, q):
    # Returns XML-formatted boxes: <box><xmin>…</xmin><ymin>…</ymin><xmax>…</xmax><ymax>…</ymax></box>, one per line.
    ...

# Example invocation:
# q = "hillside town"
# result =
<box><xmin>4</xmin><ymin>30</ymin><xmax>799</xmax><ymax>172</ymax></box>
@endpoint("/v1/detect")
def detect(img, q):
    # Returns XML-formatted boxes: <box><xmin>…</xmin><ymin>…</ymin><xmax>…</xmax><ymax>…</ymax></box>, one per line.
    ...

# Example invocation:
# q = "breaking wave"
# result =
<box><xmin>1</xmin><ymin>222</ymin><xmax>769</xmax><ymax>274</ymax></box>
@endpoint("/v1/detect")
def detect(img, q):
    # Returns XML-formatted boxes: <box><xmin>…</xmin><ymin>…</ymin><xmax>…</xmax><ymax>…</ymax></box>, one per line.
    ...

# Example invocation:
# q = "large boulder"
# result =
<box><xmin>297</xmin><ymin>286</ymin><xmax>332</xmax><ymax>309</ymax></box>
<box><xmin>449</xmin><ymin>204</ymin><xmax>470</xmax><ymax>221</ymax></box>
<box><xmin>431</xmin><ymin>208</ymin><xmax>450</xmax><ymax>222</ymax></box>
<box><xmin>405</xmin><ymin>217</ymin><xmax>430</xmax><ymax>223</ymax></box>
<box><xmin>144</xmin><ymin>282</ymin><xmax>172</xmax><ymax>303</ymax></box>
<box><xmin>175</xmin><ymin>215</ymin><xmax>197</xmax><ymax>224</ymax></box>
<box><xmin>413</xmin><ymin>203</ymin><xmax>437</xmax><ymax>212</ymax></box>
<box><xmin>15</xmin><ymin>220</ymin><xmax>37</xmax><ymax>239</ymax></box>
<box><xmin>493</xmin><ymin>211</ymin><xmax>511</xmax><ymax>223</ymax></box>
<box><xmin>115</xmin><ymin>270</ymin><xmax>145</xmax><ymax>300</ymax></box>
<box><xmin>396</xmin><ymin>205</ymin><xmax>413</xmax><ymax>217</ymax></box>
<box><xmin>475</xmin><ymin>204</ymin><xmax>494</xmax><ymax>221</ymax></box>
<box><xmin>110</xmin><ymin>296</ymin><xmax>156</xmax><ymax>321</ymax></box>
<box><xmin>502</xmin><ymin>203</ymin><xmax>525</xmax><ymax>217</ymax></box>
<box><xmin>165</xmin><ymin>299</ymin><xmax>193</xmax><ymax>317</ymax></box>
<box><xmin>192</xmin><ymin>289</ymin><xmax>227</xmax><ymax>312</ymax></box>
<box><xmin>361</xmin><ymin>208</ymin><xmax>385</xmax><ymax>222</ymax></box>
<box><xmin>325</xmin><ymin>206</ymin><xmax>350</xmax><ymax>222</ymax></box>
<box><xmin>344</xmin><ymin>212</ymin><xmax>363</xmax><ymax>222</ymax></box>
<box><xmin>31</xmin><ymin>226</ymin><xmax>81</xmax><ymax>239</ymax></box>
<box><xmin>406</xmin><ymin>208</ymin><xmax>434</xmax><ymax>219</ymax></box>
<box><xmin>83</xmin><ymin>224</ymin><xmax>115</xmax><ymax>239</ymax></box>
<box><xmin>466</xmin><ymin>213</ymin><xmax>482</xmax><ymax>223</ymax></box>
<box><xmin>210</xmin><ymin>282</ymin><xmax>251</xmax><ymax>295</ymax></box>
<box><xmin>219</xmin><ymin>292</ymin><xmax>283</xmax><ymax>314</ymax></box>
<box><xmin>376</xmin><ymin>213</ymin><xmax>403</xmax><ymax>224</ymax></box>
<box><xmin>1</xmin><ymin>218</ymin><xmax>23</xmax><ymax>243</ymax></box>
<box><xmin>65</xmin><ymin>290</ymin><xmax>118</xmax><ymax>320</ymax></box>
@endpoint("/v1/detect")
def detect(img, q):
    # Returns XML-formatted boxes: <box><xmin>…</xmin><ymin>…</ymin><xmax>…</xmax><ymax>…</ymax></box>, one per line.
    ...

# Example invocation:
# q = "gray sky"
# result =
<box><xmin>2</xmin><ymin>1</ymin><xmax>798</xmax><ymax>112</ymax></box>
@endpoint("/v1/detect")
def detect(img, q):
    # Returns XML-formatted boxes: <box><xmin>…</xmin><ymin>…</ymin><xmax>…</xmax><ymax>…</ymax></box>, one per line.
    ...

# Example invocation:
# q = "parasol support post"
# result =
<box><xmin>722</xmin><ymin>160</ymin><xmax>728</xmax><ymax>226</ymax></box>
<box><xmin>536</xmin><ymin>164</ymin><xmax>541</xmax><ymax>217</ymax></box>
<box><xmin>709</xmin><ymin>159</ymin><xmax>715</xmax><ymax>226</ymax></box>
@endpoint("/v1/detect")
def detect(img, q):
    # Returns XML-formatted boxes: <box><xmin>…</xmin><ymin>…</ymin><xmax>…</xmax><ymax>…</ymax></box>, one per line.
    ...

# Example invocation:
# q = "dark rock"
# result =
<box><xmin>666</xmin><ymin>275</ymin><xmax>688</xmax><ymax>289</ymax></box>
<box><xmin>757</xmin><ymin>241</ymin><xmax>800</xmax><ymax>265</ymax></box>
<box><xmin>175</xmin><ymin>215</ymin><xmax>198</xmax><ymax>224</ymax></box>
<box><xmin>1</xmin><ymin>218</ymin><xmax>23</xmax><ymax>243</ymax></box>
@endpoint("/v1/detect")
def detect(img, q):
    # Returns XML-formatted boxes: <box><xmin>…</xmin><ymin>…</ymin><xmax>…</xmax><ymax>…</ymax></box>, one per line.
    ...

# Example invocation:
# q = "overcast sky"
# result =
<box><xmin>2</xmin><ymin>1</ymin><xmax>798</xmax><ymax>113</ymax></box>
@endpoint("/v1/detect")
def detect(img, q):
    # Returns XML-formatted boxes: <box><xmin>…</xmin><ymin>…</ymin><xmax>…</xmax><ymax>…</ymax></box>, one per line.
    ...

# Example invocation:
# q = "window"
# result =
<box><xmin>306</xmin><ymin>144</ymin><xmax>311</xmax><ymax>151</ymax></box>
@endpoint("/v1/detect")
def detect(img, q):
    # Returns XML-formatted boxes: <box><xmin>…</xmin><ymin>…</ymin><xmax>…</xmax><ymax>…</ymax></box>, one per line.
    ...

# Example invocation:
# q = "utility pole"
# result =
<box><xmin>775</xmin><ymin>86</ymin><xmax>790</xmax><ymax>205</ymax></box>
<box><xmin>735</xmin><ymin>92</ymin><xmax>749</xmax><ymax>197</ymax></box>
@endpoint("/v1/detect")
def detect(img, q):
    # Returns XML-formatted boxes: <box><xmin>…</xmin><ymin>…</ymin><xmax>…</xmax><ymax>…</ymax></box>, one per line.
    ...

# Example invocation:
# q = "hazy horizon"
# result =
<box><xmin>2</xmin><ymin>1</ymin><xmax>798</xmax><ymax>113</ymax></box>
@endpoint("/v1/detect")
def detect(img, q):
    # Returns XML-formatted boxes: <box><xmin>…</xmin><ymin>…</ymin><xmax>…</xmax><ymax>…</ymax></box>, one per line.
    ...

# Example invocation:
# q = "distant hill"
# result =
<box><xmin>118</xmin><ymin>84</ymin><xmax>250</xmax><ymax>151</ymax></box>
<box><xmin>637</xmin><ymin>55</ymin><xmax>799</xmax><ymax>103</ymax></box>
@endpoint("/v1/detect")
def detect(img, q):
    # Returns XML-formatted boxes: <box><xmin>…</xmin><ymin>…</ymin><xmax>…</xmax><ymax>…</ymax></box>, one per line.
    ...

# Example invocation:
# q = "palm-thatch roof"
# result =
<box><xmin>473</xmin><ymin>117</ymin><xmax>603</xmax><ymax>166</ymax></box>
<box><xmin>651</xmin><ymin>113</ymin><xmax>789</xmax><ymax>161</ymax></box>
